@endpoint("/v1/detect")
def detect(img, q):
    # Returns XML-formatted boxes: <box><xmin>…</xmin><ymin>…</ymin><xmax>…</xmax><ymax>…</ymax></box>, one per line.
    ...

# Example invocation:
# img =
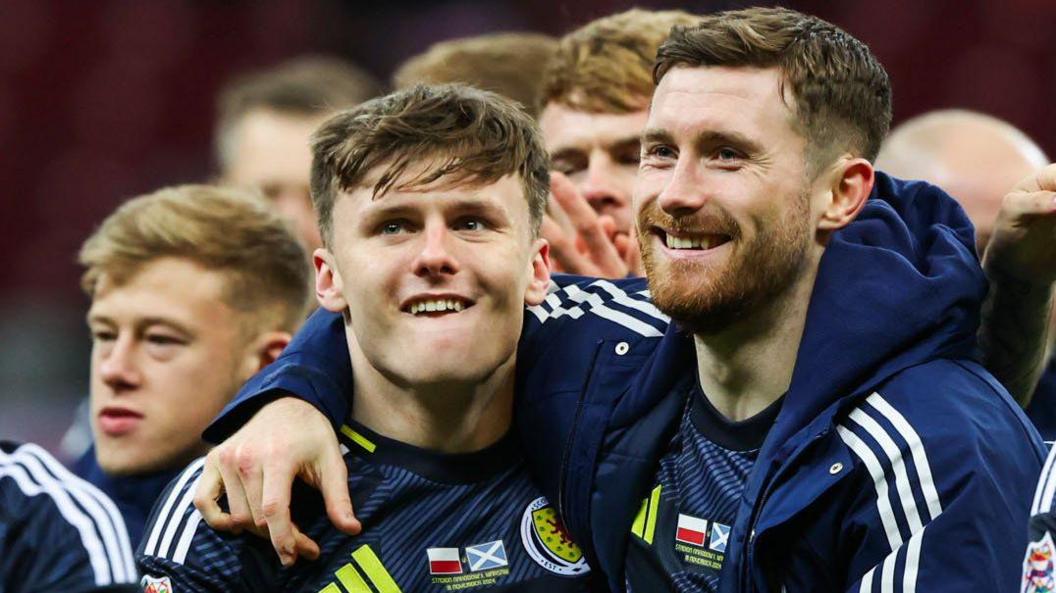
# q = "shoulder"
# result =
<box><xmin>837</xmin><ymin>360</ymin><xmax>1045</xmax><ymax>511</ymax></box>
<box><xmin>525</xmin><ymin>275</ymin><xmax>668</xmax><ymax>340</ymax></box>
<box><xmin>876</xmin><ymin>359</ymin><xmax>1042</xmax><ymax>452</ymax></box>
<box><xmin>0</xmin><ymin>441</ymin><xmax>137</xmax><ymax>588</ymax></box>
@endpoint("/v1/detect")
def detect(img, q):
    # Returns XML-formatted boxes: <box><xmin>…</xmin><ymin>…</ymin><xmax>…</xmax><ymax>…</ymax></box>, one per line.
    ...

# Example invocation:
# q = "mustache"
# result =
<box><xmin>636</xmin><ymin>202</ymin><xmax>740</xmax><ymax>239</ymax></box>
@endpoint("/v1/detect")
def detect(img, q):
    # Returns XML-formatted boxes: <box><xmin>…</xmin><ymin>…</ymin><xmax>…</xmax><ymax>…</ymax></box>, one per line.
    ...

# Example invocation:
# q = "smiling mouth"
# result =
<box><xmin>402</xmin><ymin>297</ymin><xmax>474</xmax><ymax>316</ymax></box>
<box><xmin>657</xmin><ymin>230</ymin><xmax>731</xmax><ymax>251</ymax></box>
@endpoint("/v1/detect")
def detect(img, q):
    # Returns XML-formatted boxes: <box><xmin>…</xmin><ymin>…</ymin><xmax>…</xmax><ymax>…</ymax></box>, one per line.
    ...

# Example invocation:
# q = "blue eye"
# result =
<box><xmin>381</xmin><ymin>221</ymin><xmax>404</xmax><ymax>235</ymax></box>
<box><xmin>716</xmin><ymin>147</ymin><xmax>741</xmax><ymax>161</ymax></box>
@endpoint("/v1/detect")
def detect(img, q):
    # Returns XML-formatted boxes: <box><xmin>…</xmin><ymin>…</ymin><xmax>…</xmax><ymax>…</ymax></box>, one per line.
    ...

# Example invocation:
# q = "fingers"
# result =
<box><xmin>216</xmin><ymin>447</ymin><xmax>254</xmax><ymax>531</ymax></box>
<box><xmin>1000</xmin><ymin>190</ymin><xmax>1056</xmax><ymax>222</ymax></box>
<box><xmin>615</xmin><ymin>232</ymin><xmax>644</xmax><ymax>278</ymax></box>
<box><xmin>235</xmin><ymin>448</ymin><xmax>266</xmax><ymax>530</ymax></box>
<box><xmin>260</xmin><ymin>458</ymin><xmax>299</xmax><ymax>566</ymax></box>
<box><xmin>1015</xmin><ymin>163</ymin><xmax>1056</xmax><ymax>193</ymax></box>
<box><xmin>541</xmin><ymin>215</ymin><xmax>593</xmax><ymax>275</ymax></box>
<box><xmin>551</xmin><ymin>174</ymin><xmax>625</xmax><ymax>277</ymax></box>
<box><xmin>318</xmin><ymin>449</ymin><xmax>361</xmax><ymax>535</ymax></box>
<box><xmin>194</xmin><ymin>456</ymin><xmax>234</xmax><ymax>532</ymax></box>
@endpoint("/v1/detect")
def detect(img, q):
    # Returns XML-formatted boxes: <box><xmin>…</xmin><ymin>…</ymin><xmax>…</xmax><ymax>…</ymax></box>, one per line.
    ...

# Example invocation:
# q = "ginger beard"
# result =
<box><xmin>638</xmin><ymin>190</ymin><xmax>813</xmax><ymax>335</ymax></box>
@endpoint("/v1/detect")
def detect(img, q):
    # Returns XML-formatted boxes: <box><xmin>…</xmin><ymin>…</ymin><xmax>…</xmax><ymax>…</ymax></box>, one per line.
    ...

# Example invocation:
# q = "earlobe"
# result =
<box><xmin>818</xmin><ymin>158</ymin><xmax>874</xmax><ymax>231</ymax></box>
<box><xmin>314</xmin><ymin>248</ymin><xmax>349</xmax><ymax>313</ymax></box>
<box><xmin>523</xmin><ymin>239</ymin><xmax>552</xmax><ymax>307</ymax></box>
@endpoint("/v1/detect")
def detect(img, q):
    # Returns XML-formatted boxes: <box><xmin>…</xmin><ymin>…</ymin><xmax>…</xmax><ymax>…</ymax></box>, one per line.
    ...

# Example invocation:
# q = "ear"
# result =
<box><xmin>314</xmin><ymin>247</ymin><xmax>349</xmax><ymax>313</ymax></box>
<box><xmin>817</xmin><ymin>157</ymin><xmax>874</xmax><ymax>231</ymax></box>
<box><xmin>238</xmin><ymin>330</ymin><xmax>292</xmax><ymax>380</ymax></box>
<box><xmin>523</xmin><ymin>238</ymin><xmax>552</xmax><ymax>307</ymax></box>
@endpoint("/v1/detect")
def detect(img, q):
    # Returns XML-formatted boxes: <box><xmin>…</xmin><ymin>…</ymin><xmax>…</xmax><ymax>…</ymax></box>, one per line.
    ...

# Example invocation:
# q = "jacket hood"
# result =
<box><xmin>769</xmin><ymin>171</ymin><xmax>985</xmax><ymax>448</ymax></box>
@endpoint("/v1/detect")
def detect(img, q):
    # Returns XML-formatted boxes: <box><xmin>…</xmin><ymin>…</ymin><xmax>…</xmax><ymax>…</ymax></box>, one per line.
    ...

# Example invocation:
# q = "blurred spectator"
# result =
<box><xmin>73</xmin><ymin>185</ymin><xmax>310</xmax><ymax>546</ymax></box>
<box><xmin>876</xmin><ymin>109</ymin><xmax>1048</xmax><ymax>250</ymax></box>
<box><xmin>876</xmin><ymin>110</ymin><xmax>1056</xmax><ymax>439</ymax></box>
<box><xmin>216</xmin><ymin>56</ymin><xmax>382</xmax><ymax>251</ymax></box>
<box><xmin>537</xmin><ymin>9</ymin><xmax>698</xmax><ymax>277</ymax></box>
<box><xmin>392</xmin><ymin>32</ymin><xmax>557</xmax><ymax>117</ymax></box>
<box><xmin>1</xmin><ymin>440</ymin><xmax>138</xmax><ymax>592</ymax></box>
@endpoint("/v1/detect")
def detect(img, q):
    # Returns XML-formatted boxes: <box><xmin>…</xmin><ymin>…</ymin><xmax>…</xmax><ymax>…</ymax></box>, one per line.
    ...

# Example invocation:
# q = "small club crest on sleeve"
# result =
<box><xmin>1024</xmin><ymin>531</ymin><xmax>1056</xmax><ymax>593</ymax></box>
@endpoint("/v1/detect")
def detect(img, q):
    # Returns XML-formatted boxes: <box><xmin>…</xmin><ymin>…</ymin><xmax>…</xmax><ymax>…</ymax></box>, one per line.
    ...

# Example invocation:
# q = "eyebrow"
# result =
<box><xmin>364</xmin><ymin>196</ymin><xmax>510</xmax><ymax>221</ymax></box>
<box><xmin>86</xmin><ymin>313</ymin><xmax>194</xmax><ymax>337</ymax></box>
<box><xmin>642</xmin><ymin>127</ymin><xmax>762</xmax><ymax>153</ymax></box>
<box><xmin>641</xmin><ymin>128</ymin><xmax>675</xmax><ymax>146</ymax></box>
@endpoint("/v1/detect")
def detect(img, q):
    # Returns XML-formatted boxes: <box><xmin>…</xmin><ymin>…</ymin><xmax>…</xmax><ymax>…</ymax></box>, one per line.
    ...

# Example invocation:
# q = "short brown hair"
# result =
<box><xmin>79</xmin><ymin>185</ymin><xmax>311</xmax><ymax>332</ymax></box>
<box><xmin>215</xmin><ymin>55</ymin><xmax>383</xmax><ymax>172</ymax></box>
<box><xmin>310</xmin><ymin>84</ymin><xmax>550</xmax><ymax>245</ymax></box>
<box><xmin>542</xmin><ymin>9</ymin><xmax>699</xmax><ymax>114</ymax></box>
<box><xmin>654</xmin><ymin>7</ymin><xmax>892</xmax><ymax>164</ymax></box>
<box><xmin>392</xmin><ymin>33</ymin><xmax>558</xmax><ymax>118</ymax></box>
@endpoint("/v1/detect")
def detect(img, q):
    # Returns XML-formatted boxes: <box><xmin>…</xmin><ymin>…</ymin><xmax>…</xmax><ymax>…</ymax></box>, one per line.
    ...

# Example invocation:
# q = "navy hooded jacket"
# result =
<box><xmin>206</xmin><ymin>173</ymin><xmax>1046</xmax><ymax>592</ymax></box>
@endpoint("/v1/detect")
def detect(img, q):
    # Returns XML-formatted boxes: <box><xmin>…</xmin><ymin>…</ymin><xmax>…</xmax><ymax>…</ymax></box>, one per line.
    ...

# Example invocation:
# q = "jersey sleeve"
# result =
<box><xmin>0</xmin><ymin>442</ymin><xmax>137</xmax><ymax>592</ymax></box>
<box><xmin>136</xmin><ymin>458</ymin><xmax>249</xmax><ymax>593</ymax></box>
<box><xmin>835</xmin><ymin>373</ymin><xmax>1045</xmax><ymax>593</ymax></box>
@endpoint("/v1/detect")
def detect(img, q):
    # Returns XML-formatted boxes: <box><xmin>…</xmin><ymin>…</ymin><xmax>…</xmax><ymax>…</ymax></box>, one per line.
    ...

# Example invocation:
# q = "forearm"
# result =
<box><xmin>978</xmin><ymin>264</ymin><xmax>1054</xmax><ymax>405</ymax></box>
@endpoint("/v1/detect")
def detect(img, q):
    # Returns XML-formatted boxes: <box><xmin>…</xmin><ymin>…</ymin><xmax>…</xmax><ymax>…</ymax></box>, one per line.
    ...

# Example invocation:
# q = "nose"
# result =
<box><xmin>98</xmin><ymin>336</ymin><xmax>142</xmax><ymax>393</ymax></box>
<box><xmin>657</xmin><ymin>159</ymin><xmax>708</xmax><ymax>217</ymax></box>
<box><xmin>580</xmin><ymin>156</ymin><xmax>627</xmax><ymax>214</ymax></box>
<box><xmin>412</xmin><ymin>222</ymin><xmax>460</xmax><ymax>279</ymax></box>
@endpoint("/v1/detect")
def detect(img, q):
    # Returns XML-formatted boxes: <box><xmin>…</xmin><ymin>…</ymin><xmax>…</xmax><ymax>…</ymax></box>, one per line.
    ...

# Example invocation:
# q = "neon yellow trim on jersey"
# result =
<box><xmin>335</xmin><ymin>563</ymin><xmax>371</xmax><ymax>592</ymax></box>
<box><xmin>319</xmin><ymin>582</ymin><xmax>342</xmax><ymax>593</ymax></box>
<box><xmin>643</xmin><ymin>484</ymin><xmax>662</xmax><ymax>544</ymax></box>
<box><xmin>630</xmin><ymin>484</ymin><xmax>663</xmax><ymax>544</ymax></box>
<box><xmin>352</xmin><ymin>544</ymin><xmax>402</xmax><ymax>593</ymax></box>
<box><xmin>340</xmin><ymin>425</ymin><xmax>377</xmax><ymax>453</ymax></box>
<box><xmin>631</xmin><ymin>498</ymin><xmax>648</xmax><ymax>539</ymax></box>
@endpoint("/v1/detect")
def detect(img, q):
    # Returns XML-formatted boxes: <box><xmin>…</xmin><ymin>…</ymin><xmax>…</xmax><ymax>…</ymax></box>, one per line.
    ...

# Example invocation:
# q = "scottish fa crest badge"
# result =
<box><xmin>520</xmin><ymin>496</ymin><xmax>590</xmax><ymax>576</ymax></box>
<box><xmin>1024</xmin><ymin>532</ymin><xmax>1056</xmax><ymax>593</ymax></box>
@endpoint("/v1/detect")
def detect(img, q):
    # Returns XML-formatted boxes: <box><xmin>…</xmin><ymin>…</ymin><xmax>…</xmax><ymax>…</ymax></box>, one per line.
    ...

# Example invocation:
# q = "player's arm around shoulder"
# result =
<box><xmin>138</xmin><ymin>457</ymin><xmax>250</xmax><ymax>593</ymax></box>
<box><xmin>836</xmin><ymin>360</ymin><xmax>1045</xmax><ymax>592</ymax></box>
<box><xmin>521</xmin><ymin>274</ymin><xmax>666</xmax><ymax>357</ymax></box>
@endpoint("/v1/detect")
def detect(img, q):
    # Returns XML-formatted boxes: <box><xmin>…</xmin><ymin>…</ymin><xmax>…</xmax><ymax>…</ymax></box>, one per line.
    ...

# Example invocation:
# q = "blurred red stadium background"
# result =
<box><xmin>2</xmin><ymin>0</ymin><xmax>1054</xmax><ymax>449</ymax></box>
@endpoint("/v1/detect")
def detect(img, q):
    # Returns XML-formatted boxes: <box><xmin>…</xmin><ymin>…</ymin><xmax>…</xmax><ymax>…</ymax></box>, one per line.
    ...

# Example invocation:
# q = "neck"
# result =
<box><xmin>346</xmin><ymin>327</ymin><xmax>515</xmax><ymax>453</ymax></box>
<box><xmin>694</xmin><ymin>261</ymin><xmax>819</xmax><ymax>422</ymax></box>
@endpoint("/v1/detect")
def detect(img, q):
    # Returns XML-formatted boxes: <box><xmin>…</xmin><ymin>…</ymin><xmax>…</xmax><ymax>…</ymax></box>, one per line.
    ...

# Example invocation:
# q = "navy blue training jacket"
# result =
<box><xmin>206</xmin><ymin>172</ymin><xmax>1046</xmax><ymax>593</ymax></box>
<box><xmin>1</xmin><ymin>441</ymin><xmax>139</xmax><ymax>592</ymax></box>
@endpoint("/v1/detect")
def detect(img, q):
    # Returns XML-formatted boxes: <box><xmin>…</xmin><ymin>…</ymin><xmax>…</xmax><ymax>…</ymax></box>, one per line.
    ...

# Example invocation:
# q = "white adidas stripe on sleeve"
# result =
<box><xmin>0</xmin><ymin>444</ymin><xmax>135</xmax><ymax>586</ymax></box>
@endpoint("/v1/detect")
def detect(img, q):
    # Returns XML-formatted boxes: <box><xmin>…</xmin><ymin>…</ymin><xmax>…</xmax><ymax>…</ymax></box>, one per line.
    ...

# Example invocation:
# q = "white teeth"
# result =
<box><xmin>409</xmin><ymin>299</ymin><xmax>468</xmax><ymax>315</ymax></box>
<box><xmin>665</xmin><ymin>234</ymin><xmax>714</xmax><ymax>250</ymax></box>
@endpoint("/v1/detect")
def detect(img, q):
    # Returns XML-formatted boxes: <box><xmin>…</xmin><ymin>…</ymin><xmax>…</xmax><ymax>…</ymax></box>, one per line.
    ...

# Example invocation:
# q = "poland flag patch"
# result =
<box><xmin>675</xmin><ymin>514</ymin><xmax>709</xmax><ymax>546</ymax></box>
<box><xmin>427</xmin><ymin>547</ymin><xmax>463</xmax><ymax>575</ymax></box>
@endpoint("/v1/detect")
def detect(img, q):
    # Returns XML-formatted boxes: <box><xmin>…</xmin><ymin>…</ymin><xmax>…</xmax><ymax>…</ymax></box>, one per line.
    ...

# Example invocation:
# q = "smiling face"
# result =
<box><xmin>635</xmin><ymin>66</ymin><xmax>826</xmax><ymax>334</ymax></box>
<box><xmin>317</xmin><ymin>169</ymin><xmax>550</xmax><ymax>389</ymax></box>
<box><xmin>87</xmin><ymin>257</ymin><xmax>259</xmax><ymax>475</ymax></box>
<box><xmin>540</xmin><ymin>104</ymin><xmax>648</xmax><ymax>236</ymax></box>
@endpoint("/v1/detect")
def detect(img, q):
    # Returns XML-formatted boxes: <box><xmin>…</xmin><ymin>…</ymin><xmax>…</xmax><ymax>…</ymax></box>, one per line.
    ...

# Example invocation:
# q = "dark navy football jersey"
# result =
<box><xmin>0</xmin><ymin>441</ymin><xmax>138</xmax><ymax>593</ymax></box>
<box><xmin>624</xmin><ymin>380</ymin><xmax>781</xmax><ymax>593</ymax></box>
<box><xmin>137</xmin><ymin>422</ymin><xmax>591</xmax><ymax>592</ymax></box>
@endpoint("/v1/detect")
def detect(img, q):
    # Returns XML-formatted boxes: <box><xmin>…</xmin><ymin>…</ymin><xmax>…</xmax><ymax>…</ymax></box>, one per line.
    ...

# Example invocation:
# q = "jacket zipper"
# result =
<box><xmin>557</xmin><ymin>341</ymin><xmax>604</xmax><ymax>522</ymax></box>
